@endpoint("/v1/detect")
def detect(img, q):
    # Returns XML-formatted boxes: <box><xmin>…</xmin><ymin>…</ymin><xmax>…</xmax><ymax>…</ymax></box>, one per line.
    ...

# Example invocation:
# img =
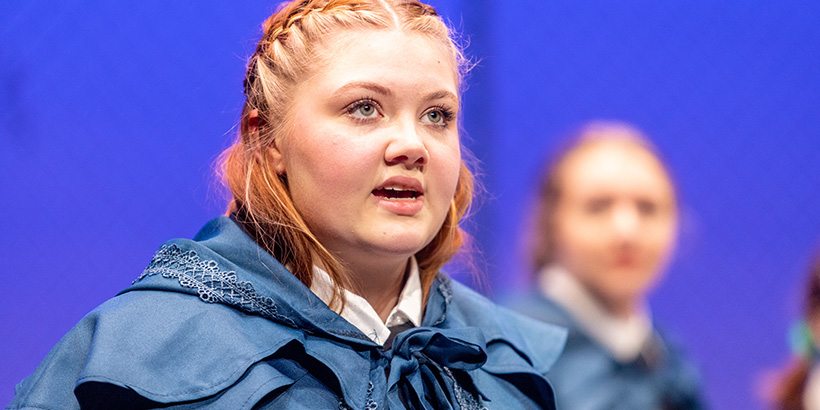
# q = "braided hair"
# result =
<box><xmin>220</xmin><ymin>0</ymin><xmax>473</xmax><ymax>310</ymax></box>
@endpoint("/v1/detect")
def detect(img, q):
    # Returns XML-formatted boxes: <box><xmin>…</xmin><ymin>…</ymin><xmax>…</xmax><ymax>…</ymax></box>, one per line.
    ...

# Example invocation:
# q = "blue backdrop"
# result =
<box><xmin>2</xmin><ymin>2</ymin><xmax>819</xmax><ymax>409</ymax></box>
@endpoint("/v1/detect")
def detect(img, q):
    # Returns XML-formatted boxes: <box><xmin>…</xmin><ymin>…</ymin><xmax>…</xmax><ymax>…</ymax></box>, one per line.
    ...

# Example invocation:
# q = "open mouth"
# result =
<box><xmin>372</xmin><ymin>187</ymin><xmax>422</xmax><ymax>200</ymax></box>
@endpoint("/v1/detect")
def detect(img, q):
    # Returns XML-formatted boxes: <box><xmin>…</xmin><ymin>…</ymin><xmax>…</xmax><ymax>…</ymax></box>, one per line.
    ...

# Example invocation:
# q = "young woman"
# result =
<box><xmin>773</xmin><ymin>248</ymin><xmax>820</xmax><ymax>410</ymax></box>
<box><xmin>9</xmin><ymin>1</ymin><xmax>565</xmax><ymax>409</ymax></box>
<box><xmin>506</xmin><ymin>122</ymin><xmax>706</xmax><ymax>410</ymax></box>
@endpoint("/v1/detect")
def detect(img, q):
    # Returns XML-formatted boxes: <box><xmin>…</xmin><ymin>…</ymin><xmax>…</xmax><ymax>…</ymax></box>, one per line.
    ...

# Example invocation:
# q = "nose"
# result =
<box><xmin>385</xmin><ymin>121</ymin><xmax>428</xmax><ymax>168</ymax></box>
<box><xmin>612</xmin><ymin>204</ymin><xmax>640</xmax><ymax>240</ymax></box>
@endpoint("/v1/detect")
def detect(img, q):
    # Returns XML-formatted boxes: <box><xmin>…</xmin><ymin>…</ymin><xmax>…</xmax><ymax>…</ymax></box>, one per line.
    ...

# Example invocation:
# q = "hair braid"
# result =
<box><xmin>222</xmin><ymin>0</ymin><xmax>474</xmax><ymax>311</ymax></box>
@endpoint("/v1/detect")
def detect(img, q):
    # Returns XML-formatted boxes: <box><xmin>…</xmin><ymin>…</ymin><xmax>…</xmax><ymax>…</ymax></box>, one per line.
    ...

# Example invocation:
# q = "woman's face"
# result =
<box><xmin>552</xmin><ymin>140</ymin><xmax>678</xmax><ymax>311</ymax></box>
<box><xmin>270</xmin><ymin>29</ymin><xmax>461</xmax><ymax>273</ymax></box>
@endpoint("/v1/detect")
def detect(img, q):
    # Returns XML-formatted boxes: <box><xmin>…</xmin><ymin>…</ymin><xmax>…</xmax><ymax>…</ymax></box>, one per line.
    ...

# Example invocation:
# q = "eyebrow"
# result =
<box><xmin>423</xmin><ymin>90</ymin><xmax>459</xmax><ymax>104</ymax></box>
<box><xmin>333</xmin><ymin>81</ymin><xmax>392</xmax><ymax>97</ymax></box>
<box><xmin>332</xmin><ymin>81</ymin><xmax>459</xmax><ymax>104</ymax></box>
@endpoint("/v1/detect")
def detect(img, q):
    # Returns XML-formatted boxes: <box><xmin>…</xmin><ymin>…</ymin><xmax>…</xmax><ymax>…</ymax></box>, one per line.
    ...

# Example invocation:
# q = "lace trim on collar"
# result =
<box><xmin>430</xmin><ymin>274</ymin><xmax>453</xmax><ymax>327</ymax></box>
<box><xmin>134</xmin><ymin>244</ymin><xmax>296</xmax><ymax>328</ymax></box>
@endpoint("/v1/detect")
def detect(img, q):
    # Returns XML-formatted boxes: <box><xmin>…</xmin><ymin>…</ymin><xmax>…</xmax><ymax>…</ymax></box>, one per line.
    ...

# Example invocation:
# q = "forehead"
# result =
<box><xmin>311</xmin><ymin>28</ymin><xmax>459</xmax><ymax>92</ymax></box>
<box><xmin>558</xmin><ymin>140</ymin><xmax>674</xmax><ymax>200</ymax></box>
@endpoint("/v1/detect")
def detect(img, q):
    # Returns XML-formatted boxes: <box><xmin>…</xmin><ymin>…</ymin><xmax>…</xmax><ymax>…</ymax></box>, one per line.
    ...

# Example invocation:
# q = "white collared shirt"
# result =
<box><xmin>309</xmin><ymin>257</ymin><xmax>423</xmax><ymax>345</ymax></box>
<box><xmin>539</xmin><ymin>264</ymin><xmax>653</xmax><ymax>362</ymax></box>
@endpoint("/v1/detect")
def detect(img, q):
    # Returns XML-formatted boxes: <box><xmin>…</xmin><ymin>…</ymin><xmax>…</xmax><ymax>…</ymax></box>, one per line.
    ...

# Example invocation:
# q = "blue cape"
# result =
<box><xmin>11</xmin><ymin>217</ymin><xmax>566</xmax><ymax>409</ymax></box>
<box><xmin>505</xmin><ymin>289</ymin><xmax>707</xmax><ymax>410</ymax></box>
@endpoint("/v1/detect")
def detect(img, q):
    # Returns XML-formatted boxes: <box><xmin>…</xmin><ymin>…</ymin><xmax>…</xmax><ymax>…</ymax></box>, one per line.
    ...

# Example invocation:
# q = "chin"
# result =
<box><xmin>365</xmin><ymin>232</ymin><xmax>432</xmax><ymax>257</ymax></box>
<box><xmin>607</xmin><ymin>281</ymin><xmax>653</xmax><ymax>301</ymax></box>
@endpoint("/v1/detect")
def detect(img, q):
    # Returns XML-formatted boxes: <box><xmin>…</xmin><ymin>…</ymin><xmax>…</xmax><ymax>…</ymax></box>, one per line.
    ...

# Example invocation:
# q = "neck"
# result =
<box><xmin>541</xmin><ymin>265</ymin><xmax>645</xmax><ymax>320</ymax></box>
<box><xmin>348</xmin><ymin>256</ymin><xmax>410</xmax><ymax>322</ymax></box>
<box><xmin>576</xmin><ymin>280</ymin><xmax>642</xmax><ymax>319</ymax></box>
<box><xmin>595</xmin><ymin>293</ymin><xmax>641</xmax><ymax>319</ymax></box>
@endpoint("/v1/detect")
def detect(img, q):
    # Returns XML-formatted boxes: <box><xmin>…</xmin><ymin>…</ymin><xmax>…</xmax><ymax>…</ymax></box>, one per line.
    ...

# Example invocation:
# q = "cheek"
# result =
<box><xmin>441</xmin><ymin>156</ymin><xmax>461</xmax><ymax>199</ymax></box>
<box><xmin>554</xmin><ymin>212</ymin><xmax>606</xmax><ymax>265</ymax></box>
<box><xmin>285</xmin><ymin>132</ymin><xmax>375</xmax><ymax>194</ymax></box>
<box><xmin>429</xmin><ymin>143</ymin><xmax>462</xmax><ymax>204</ymax></box>
<box><xmin>287</xmin><ymin>131</ymin><xmax>346</xmax><ymax>169</ymax></box>
<box><xmin>643</xmin><ymin>219</ymin><xmax>678</xmax><ymax>261</ymax></box>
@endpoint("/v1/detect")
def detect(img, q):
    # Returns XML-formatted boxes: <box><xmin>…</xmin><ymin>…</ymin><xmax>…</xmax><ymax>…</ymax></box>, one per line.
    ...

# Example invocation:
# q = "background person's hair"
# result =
<box><xmin>219</xmin><ymin>0</ymin><xmax>475</xmax><ymax>310</ymax></box>
<box><xmin>528</xmin><ymin>121</ymin><xmax>678</xmax><ymax>274</ymax></box>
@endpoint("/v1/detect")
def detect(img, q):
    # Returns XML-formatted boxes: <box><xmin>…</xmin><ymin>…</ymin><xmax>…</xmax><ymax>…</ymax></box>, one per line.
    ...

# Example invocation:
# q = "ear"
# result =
<box><xmin>267</xmin><ymin>143</ymin><xmax>287</xmax><ymax>176</ymax></box>
<box><xmin>247</xmin><ymin>108</ymin><xmax>261</xmax><ymax>133</ymax></box>
<box><xmin>249</xmin><ymin>109</ymin><xmax>287</xmax><ymax>175</ymax></box>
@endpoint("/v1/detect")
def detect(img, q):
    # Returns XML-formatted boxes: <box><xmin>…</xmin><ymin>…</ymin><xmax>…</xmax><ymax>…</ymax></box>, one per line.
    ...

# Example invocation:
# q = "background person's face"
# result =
<box><xmin>552</xmin><ymin>140</ymin><xmax>678</xmax><ymax>311</ymax></box>
<box><xmin>271</xmin><ymin>29</ymin><xmax>462</xmax><ymax>272</ymax></box>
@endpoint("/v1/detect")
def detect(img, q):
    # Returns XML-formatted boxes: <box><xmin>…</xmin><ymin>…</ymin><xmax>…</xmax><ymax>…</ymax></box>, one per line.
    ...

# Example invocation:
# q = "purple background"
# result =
<box><xmin>2</xmin><ymin>1</ymin><xmax>819</xmax><ymax>409</ymax></box>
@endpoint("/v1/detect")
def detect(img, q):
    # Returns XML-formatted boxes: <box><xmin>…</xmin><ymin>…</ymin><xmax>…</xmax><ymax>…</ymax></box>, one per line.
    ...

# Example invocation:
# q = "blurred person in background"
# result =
<box><xmin>505</xmin><ymin>121</ymin><xmax>707</xmax><ymax>410</ymax></box>
<box><xmin>772</xmin><ymin>247</ymin><xmax>820</xmax><ymax>410</ymax></box>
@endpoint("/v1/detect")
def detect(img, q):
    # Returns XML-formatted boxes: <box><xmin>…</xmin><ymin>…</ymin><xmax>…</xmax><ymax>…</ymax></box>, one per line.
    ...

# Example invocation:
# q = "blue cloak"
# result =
<box><xmin>506</xmin><ymin>290</ymin><xmax>706</xmax><ymax>410</ymax></box>
<box><xmin>9</xmin><ymin>217</ymin><xmax>566</xmax><ymax>410</ymax></box>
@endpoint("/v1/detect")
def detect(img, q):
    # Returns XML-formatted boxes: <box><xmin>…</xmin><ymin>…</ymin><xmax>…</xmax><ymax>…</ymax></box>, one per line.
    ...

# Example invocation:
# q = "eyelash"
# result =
<box><xmin>343</xmin><ymin>97</ymin><xmax>456</xmax><ymax>127</ymax></box>
<box><xmin>344</xmin><ymin>97</ymin><xmax>382</xmax><ymax>123</ymax></box>
<box><xmin>423</xmin><ymin>104</ymin><xmax>456</xmax><ymax>127</ymax></box>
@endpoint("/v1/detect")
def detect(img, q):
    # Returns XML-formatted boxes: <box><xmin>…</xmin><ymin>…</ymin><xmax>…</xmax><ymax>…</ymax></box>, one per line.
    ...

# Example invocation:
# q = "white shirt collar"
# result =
<box><xmin>539</xmin><ymin>264</ymin><xmax>653</xmax><ymax>362</ymax></box>
<box><xmin>309</xmin><ymin>257</ymin><xmax>423</xmax><ymax>345</ymax></box>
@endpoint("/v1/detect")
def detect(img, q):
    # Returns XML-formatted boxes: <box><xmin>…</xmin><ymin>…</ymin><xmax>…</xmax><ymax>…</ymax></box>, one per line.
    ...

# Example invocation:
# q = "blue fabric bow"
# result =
<box><xmin>386</xmin><ymin>327</ymin><xmax>488</xmax><ymax>409</ymax></box>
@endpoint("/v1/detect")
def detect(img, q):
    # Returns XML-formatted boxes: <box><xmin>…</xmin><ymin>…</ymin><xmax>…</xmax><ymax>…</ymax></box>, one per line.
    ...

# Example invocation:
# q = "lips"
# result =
<box><xmin>372</xmin><ymin>177</ymin><xmax>423</xmax><ymax>200</ymax></box>
<box><xmin>373</xmin><ymin>187</ymin><xmax>420</xmax><ymax>199</ymax></box>
<box><xmin>372</xmin><ymin>176</ymin><xmax>424</xmax><ymax>216</ymax></box>
<box><xmin>613</xmin><ymin>253</ymin><xmax>638</xmax><ymax>268</ymax></box>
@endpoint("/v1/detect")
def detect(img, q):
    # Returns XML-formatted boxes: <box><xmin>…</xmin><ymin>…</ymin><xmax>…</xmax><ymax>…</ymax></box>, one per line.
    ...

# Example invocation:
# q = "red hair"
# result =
<box><xmin>220</xmin><ymin>0</ymin><xmax>474</xmax><ymax>310</ymax></box>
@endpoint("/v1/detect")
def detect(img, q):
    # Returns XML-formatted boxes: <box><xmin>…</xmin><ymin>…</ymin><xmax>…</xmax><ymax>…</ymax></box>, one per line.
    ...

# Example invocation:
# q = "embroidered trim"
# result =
<box><xmin>328</xmin><ymin>328</ymin><xmax>373</xmax><ymax>342</ymax></box>
<box><xmin>444</xmin><ymin>367</ymin><xmax>488</xmax><ymax>410</ymax></box>
<box><xmin>135</xmin><ymin>244</ymin><xmax>296</xmax><ymax>327</ymax></box>
<box><xmin>364</xmin><ymin>381</ymin><xmax>378</xmax><ymax>410</ymax></box>
<box><xmin>338</xmin><ymin>381</ymin><xmax>377</xmax><ymax>410</ymax></box>
<box><xmin>432</xmin><ymin>274</ymin><xmax>453</xmax><ymax>327</ymax></box>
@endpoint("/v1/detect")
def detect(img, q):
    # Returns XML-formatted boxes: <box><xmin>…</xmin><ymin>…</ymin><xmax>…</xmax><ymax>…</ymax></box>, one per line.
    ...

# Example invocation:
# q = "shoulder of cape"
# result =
<box><xmin>444</xmin><ymin>280</ymin><xmax>568</xmax><ymax>375</ymax></box>
<box><xmin>13</xmin><ymin>289</ymin><xmax>376</xmax><ymax>409</ymax></box>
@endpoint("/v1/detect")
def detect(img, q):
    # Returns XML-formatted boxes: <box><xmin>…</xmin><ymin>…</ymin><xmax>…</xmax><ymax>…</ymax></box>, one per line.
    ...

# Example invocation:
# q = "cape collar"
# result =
<box><xmin>119</xmin><ymin>217</ymin><xmax>562</xmax><ymax>408</ymax></box>
<box><xmin>539</xmin><ymin>264</ymin><xmax>652</xmax><ymax>362</ymax></box>
<box><xmin>125</xmin><ymin>216</ymin><xmax>448</xmax><ymax>346</ymax></box>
